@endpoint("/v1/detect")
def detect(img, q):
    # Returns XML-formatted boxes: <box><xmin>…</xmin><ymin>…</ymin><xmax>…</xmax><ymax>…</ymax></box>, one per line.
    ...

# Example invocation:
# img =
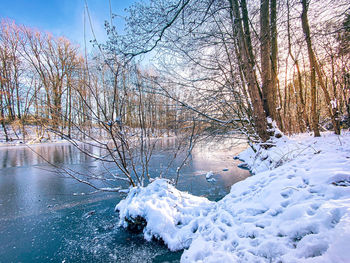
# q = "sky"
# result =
<box><xmin>0</xmin><ymin>0</ymin><xmax>136</xmax><ymax>50</ymax></box>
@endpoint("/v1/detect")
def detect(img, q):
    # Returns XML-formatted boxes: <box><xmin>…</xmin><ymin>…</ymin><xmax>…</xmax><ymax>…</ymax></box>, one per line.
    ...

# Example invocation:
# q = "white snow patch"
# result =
<box><xmin>116</xmin><ymin>132</ymin><xmax>350</xmax><ymax>262</ymax></box>
<box><xmin>206</xmin><ymin>178</ymin><xmax>216</xmax><ymax>182</ymax></box>
<box><xmin>205</xmin><ymin>171</ymin><xmax>214</xmax><ymax>179</ymax></box>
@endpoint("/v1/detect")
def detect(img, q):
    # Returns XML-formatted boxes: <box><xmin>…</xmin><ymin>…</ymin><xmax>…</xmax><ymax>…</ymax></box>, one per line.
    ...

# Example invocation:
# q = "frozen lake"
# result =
<box><xmin>0</xmin><ymin>138</ymin><xmax>249</xmax><ymax>262</ymax></box>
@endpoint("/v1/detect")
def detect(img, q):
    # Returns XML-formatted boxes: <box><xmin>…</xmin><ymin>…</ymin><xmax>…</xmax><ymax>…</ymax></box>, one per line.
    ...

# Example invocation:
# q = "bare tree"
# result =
<box><xmin>301</xmin><ymin>0</ymin><xmax>341</xmax><ymax>135</ymax></box>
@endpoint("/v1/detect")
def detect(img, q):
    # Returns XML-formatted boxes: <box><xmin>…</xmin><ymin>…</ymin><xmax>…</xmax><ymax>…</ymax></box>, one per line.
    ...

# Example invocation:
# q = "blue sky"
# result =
<box><xmin>0</xmin><ymin>0</ymin><xmax>136</xmax><ymax>49</ymax></box>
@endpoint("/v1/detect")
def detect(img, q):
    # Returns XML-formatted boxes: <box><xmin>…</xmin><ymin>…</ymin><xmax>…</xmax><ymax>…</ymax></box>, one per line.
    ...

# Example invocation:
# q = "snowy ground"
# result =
<box><xmin>116</xmin><ymin>131</ymin><xmax>350</xmax><ymax>262</ymax></box>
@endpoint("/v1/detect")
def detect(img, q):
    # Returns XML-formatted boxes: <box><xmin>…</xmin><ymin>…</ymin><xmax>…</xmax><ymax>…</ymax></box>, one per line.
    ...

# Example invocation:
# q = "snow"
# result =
<box><xmin>205</xmin><ymin>171</ymin><xmax>216</xmax><ymax>182</ymax></box>
<box><xmin>330</xmin><ymin>99</ymin><xmax>337</xmax><ymax>109</ymax></box>
<box><xmin>205</xmin><ymin>171</ymin><xmax>214</xmax><ymax>179</ymax></box>
<box><xmin>116</xmin><ymin>131</ymin><xmax>350</xmax><ymax>262</ymax></box>
<box><xmin>115</xmin><ymin>179</ymin><xmax>214</xmax><ymax>251</ymax></box>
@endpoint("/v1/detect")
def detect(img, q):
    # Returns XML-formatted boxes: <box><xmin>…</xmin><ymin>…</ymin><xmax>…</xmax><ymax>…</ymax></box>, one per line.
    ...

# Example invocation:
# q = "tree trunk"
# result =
<box><xmin>301</xmin><ymin>0</ymin><xmax>320</xmax><ymax>137</ymax></box>
<box><xmin>0</xmin><ymin>84</ymin><xmax>9</xmax><ymax>142</ymax></box>
<box><xmin>230</xmin><ymin>0</ymin><xmax>269</xmax><ymax>142</ymax></box>
<box><xmin>301</xmin><ymin>0</ymin><xmax>340</xmax><ymax>135</ymax></box>
<box><xmin>269</xmin><ymin>0</ymin><xmax>283</xmax><ymax>129</ymax></box>
<box><xmin>286</xmin><ymin>0</ymin><xmax>309</xmax><ymax>132</ymax></box>
<box><xmin>260</xmin><ymin>0</ymin><xmax>274</xmax><ymax>119</ymax></box>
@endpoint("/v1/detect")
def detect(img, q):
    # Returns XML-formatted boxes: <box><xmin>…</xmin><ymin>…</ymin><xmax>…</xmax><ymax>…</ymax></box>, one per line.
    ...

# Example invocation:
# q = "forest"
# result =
<box><xmin>1</xmin><ymin>0</ymin><xmax>349</xmax><ymax>143</ymax></box>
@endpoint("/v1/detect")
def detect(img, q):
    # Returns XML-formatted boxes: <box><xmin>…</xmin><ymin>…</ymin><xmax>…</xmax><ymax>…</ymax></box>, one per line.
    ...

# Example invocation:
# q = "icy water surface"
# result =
<box><xmin>0</xmin><ymin>138</ymin><xmax>249</xmax><ymax>262</ymax></box>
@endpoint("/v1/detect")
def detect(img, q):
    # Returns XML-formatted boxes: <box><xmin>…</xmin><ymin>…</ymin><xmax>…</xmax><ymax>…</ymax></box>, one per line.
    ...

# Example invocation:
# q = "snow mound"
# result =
<box><xmin>205</xmin><ymin>171</ymin><xmax>214</xmax><ymax>179</ymax></box>
<box><xmin>115</xmin><ymin>179</ymin><xmax>214</xmax><ymax>251</ymax></box>
<box><xmin>116</xmin><ymin>132</ymin><xmax>350</xmax><ymax>262</ymax></box>
<box><xmin>205</xmin><ymin>171</ymin><xmax>216</xmax><ymax>182</ymax></box>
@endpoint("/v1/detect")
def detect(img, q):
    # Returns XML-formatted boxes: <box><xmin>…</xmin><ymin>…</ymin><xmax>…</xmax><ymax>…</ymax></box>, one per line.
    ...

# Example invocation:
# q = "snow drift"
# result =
<box><xmin>115</xmin><ymin>179</ymin><xmax>214</xmax><ymax>251</ymax></box>
<box><xmin>116</xmin><ymin>132</ymin><xmax>350</xmax><ymax>262</ymax></box>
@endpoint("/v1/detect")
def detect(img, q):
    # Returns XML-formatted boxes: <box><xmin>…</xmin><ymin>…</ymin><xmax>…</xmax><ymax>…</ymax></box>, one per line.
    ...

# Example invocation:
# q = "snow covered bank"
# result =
<box><xmin>116</xmin><ymin>132</ymin><xmax>350</xmax><ymax>262</ymax></box>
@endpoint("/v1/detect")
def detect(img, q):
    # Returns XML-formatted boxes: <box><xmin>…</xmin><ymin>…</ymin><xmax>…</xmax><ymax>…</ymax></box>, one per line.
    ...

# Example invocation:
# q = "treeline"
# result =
<box><xmin>106</xmin><ymin>0</ymin><xmax>350</xmax><ymax>142</ymax></box>
<box><xmin>1</xmin><ymin>0</ymin><xmax>350</xmax><ymax>146</ymax></box>
<box><xmin>0</xmin><ymin>20</ymin><xmax>179</xmax><ymax>142</ymax></box>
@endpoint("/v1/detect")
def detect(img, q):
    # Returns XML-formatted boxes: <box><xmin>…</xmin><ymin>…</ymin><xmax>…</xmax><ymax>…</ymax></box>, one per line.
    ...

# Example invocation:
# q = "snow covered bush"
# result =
<box><xmin>238</xmin><ymin>123</ymin><xmax>321</xmax><ymax>175</ymax></box>
<box><xmin>115</xmin><ymin>179</ymin><xmax>214</xmax><ymax>251</ymax></box>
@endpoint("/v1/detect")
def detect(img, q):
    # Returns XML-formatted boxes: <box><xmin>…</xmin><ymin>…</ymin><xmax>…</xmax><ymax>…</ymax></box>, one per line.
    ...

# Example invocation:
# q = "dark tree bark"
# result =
<box><xmin>301</xmin><ymin>0</ymin><xmax>320</xmax><ymax>137</ymax></box>
<box><xmin>269</xmin><ymin>0</ymin><xmax>283</xmax><ymax>129</ymax></box>
<box><xmin>0</xmin><ymin>79</ymin><xmax>9</xmax><ymax>141</ymax></box>
<box><xmin>260</xmin><ymin>0</ymin><xmax>273</xmax><ymax>118</ymax></box>
<box><xmin>230</xmin><ymin>0</ymin><xmax>269</xmax><ymax>142</ymax></box>
<box><xmin>301</xmin><ymin>0</ymin><xmax>340</xmax><ymax>135</ymax></box>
